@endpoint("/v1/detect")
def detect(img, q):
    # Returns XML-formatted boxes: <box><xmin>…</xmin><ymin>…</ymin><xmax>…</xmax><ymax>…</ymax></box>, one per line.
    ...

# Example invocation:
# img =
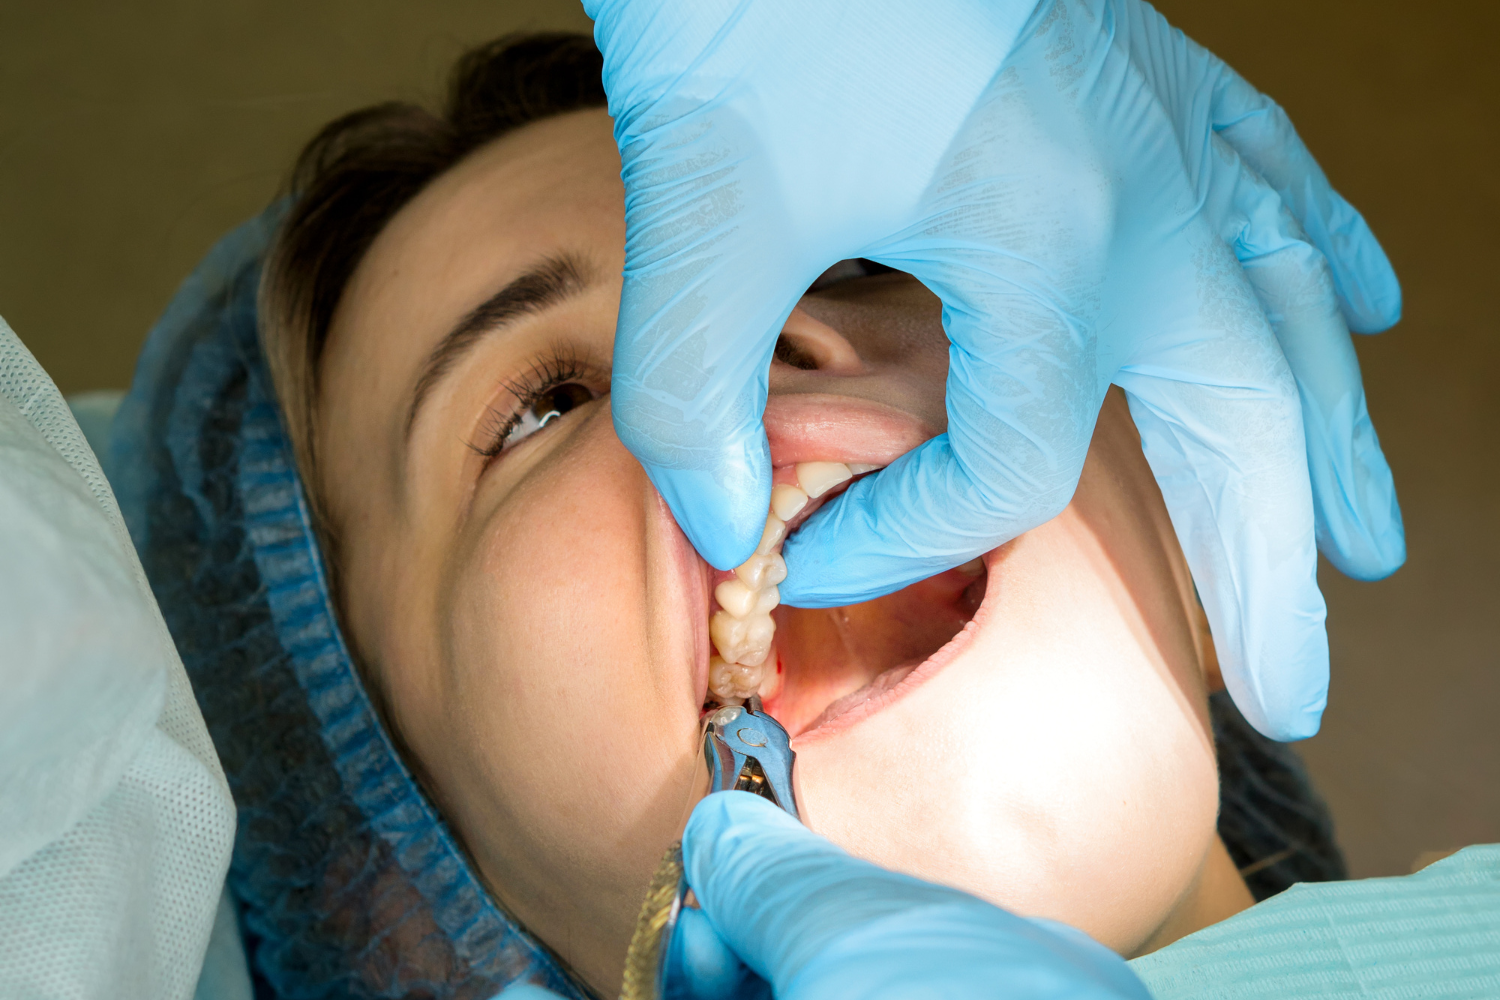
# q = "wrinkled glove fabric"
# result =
<box><xmin>588</xmin><ymin>0</ymin><xmax>1406</xmax><ymax>741</ymax></box>
<box><xmin>685</xmin><ymin>793</ymin><xmax>1152</xmax><ymax>1000</ymax></box>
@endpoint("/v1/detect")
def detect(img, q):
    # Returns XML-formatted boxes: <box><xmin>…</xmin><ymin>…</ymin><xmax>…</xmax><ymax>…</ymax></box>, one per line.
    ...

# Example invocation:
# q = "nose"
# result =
<box><xmin>773</xmin><ymin>307</ymin><xmax>866</xmax><ymax>376</ymax></box>
<box><xmin>767</xmin><ymin>270</ymin><xmax>951</xmax><ymax>435</ymax></box>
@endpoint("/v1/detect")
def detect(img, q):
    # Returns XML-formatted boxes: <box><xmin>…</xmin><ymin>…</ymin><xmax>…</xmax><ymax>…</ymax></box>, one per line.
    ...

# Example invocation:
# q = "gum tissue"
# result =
<box><xmin>707</xmin><ymin>460</ymin><xmax>863</xmax><ymax>704</ymax></box>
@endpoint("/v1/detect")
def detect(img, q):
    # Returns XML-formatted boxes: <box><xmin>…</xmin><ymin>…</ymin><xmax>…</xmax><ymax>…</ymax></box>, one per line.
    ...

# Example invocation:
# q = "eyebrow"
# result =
<box><xmin>403</xmin><ymin>252</ymin><xmax>595</xmax><ymax>442</ymax></box>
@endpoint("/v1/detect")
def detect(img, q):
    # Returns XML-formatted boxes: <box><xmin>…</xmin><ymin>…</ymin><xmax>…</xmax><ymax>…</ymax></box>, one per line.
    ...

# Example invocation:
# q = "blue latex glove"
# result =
<box><xmin>587</xmin><ymin>0</ymin><xmax>1403</xmax><ymax>741</ymax></box>
<box><xmin>499</xmin><ymin>792</ymin><xmax>1150</xmax><ymax>1000</ymax></box>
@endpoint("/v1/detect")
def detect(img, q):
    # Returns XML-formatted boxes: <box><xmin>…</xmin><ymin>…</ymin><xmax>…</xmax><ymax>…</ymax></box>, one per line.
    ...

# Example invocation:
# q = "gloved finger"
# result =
<box><xmin>1242</xmin><ymin>244</ymin><xmax>1404</xmax><ymax>579</ymax></box>
<box><xmin>1209</xmin><ymin>135</ymin><xmax>1405</xmax><ymax>580</ymax></box>
<box><xmin>683</xmin><ymin>792</ymin><xmax>1150</xmax><ymax>1000</ymax></box>
<box><xmin>1206</xmin><ymin>58</ymin><xmax>1401</xmax><ymax>334</ymax></box>
<box><xmin>673</xmin><ymin>906</ymin><xmax>770</xmax><ymax>1000</ymax></box>
<box><xmin>1112</xmin><ymin>209</ymin><xmax>1327</xmax><ymax>742</ymax></box>
<box><xmin>1120</xmin><ymin>367</ymin><xmax>1327</xmax><ymax>741</ymax></box>
<box><xmin>779</xmin><ymin>246</ymin><xmax>1100</xmax><ymax>605</ymax></box>
<box><xmin>494</xmin><ymin>983</ymin><xmax>567</xmax><ymax>999</ymax></box>
<box><xmin>610</xmin><ymin>269</ymin><xmax>777</xmax><ymax>573</ymax></box>
<box><xmin>608</xmin><ymin>115</ymin><xmax>820</xmax><ymax>570</ymax></box>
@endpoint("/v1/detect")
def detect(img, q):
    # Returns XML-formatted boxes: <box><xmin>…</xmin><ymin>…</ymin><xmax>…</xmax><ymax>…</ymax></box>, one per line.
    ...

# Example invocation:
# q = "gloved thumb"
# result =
<box><xmin>683</xmin><ymin>793</ymin><xmax>1150</xmax><ymax>999</ymax></box>
<box><xmin>610</xmin><ymin>249</ymin><xmax>810</xmax><ymax>569</ymax></box>
<box><xmin>608</xmin><ymin>102</ymin><xmax>828</xmax><ymax>568</ymax></box>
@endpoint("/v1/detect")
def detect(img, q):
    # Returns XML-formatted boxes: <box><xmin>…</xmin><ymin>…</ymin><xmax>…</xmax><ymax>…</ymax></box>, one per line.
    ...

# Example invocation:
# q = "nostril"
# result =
<box><xmin>775</xmin><ymin>306</ymin><xmax>865</xmax><ymax>375</ymax></box>
<box><xmin>774</xmin><ymin>334</ymin><xmax>822</xmax><ymax>371</ymax></box>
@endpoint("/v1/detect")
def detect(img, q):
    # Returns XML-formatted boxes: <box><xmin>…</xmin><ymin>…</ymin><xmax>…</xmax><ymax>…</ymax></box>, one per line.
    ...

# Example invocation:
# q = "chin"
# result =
<box><xmin>679</xmin><ymin>392</ymin><xmax>1222</xmax><ymax>956</ymax></box>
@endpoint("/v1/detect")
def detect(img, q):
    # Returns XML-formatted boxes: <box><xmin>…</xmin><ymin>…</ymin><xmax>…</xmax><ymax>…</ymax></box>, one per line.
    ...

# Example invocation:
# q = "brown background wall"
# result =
<box><xmin>2</xmin><ymin>1</ymin><xmax>1495</xmax><ymax>879</ymax></box>
<box><xmin>1150</xmin><ymin>0</ymin><xmax>1500</xmax><ymax>879</ymax></box>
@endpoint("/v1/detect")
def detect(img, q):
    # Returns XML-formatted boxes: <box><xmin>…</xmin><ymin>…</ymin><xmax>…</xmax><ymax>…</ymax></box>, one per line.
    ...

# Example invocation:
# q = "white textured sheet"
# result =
<box><xmin>0</xmin><ymin>316</ymin><xmax>242</xmax><ymax>1000</ymax></box>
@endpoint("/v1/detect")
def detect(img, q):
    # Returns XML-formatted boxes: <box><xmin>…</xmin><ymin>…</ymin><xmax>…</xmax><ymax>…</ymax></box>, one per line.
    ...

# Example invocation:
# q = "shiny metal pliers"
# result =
<box><xmin>620</xmin><ymin>696</ymin><xmax>796</xmax><ymax>1000</ymax></box>
<box><xmin>702</xmin><ymin>694</ymin><xmax>799</xmax><ymax>819</ymax></box>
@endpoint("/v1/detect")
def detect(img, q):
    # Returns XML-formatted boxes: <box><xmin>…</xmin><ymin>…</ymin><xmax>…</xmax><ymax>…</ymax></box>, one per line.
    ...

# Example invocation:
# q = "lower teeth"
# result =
<box><xmin>708</xmin><ymin>655</ymin><xmax>767</xmax><ymax>702</ymax></box>
<box><xmin>705</xmin><ymin>461</ymin><xmax>868</xmax><ymax>705</ymax></box>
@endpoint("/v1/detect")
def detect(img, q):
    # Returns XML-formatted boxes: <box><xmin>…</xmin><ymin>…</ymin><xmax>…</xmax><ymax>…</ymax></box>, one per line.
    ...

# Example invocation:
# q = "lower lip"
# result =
<box><xmin>782</xmin><ymin>550</ymin><xmax>996</xmax><ymax>746</ymax></box>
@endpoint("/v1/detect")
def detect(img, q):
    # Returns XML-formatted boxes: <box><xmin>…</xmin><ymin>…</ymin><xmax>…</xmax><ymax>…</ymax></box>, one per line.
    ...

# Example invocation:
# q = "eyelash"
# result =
<box><xmin>463</xmin><ymin>261</ymin><xmax>886</xmax><ymax>465</ymax></box>
<box><xmin>468</xmin><ymin>349</ymin><xmax>601</xmax><ymax>463</ymax></box>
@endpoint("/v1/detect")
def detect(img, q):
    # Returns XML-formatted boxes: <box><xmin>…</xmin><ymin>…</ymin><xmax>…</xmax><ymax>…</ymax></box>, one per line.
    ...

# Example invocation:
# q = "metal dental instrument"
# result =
<box><xmin>702</xmin><ymin>695</ymin><xmax>798</xmax><ymax>821</ymax></box>
<box><xmin>620</xmin><ymin>695</ymin><xmax>796</xmax><ymax>1000</ymax></box>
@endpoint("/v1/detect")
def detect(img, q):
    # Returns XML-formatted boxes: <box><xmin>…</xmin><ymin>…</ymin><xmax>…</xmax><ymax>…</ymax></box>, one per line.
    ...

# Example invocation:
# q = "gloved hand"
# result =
<box><xmin>500</xmin><ymin>792</ymin><xmax>1150</xmax><ymax>1000</ymax></box>
<box><xmin>586</xmin><ymin>0</ymin><xmax>1403</xmax><ymax>741</ymax></box>
<box><xmin>686</xmin><ymin>792</ymin><xmax>1151</xmax><ymax>999</ymax></box>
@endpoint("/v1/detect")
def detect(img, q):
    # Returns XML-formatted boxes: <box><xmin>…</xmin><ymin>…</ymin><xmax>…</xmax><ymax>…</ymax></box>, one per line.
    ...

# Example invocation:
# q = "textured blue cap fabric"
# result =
<box><xmin>111</xmin><ymin>206</ymin><xmax>590</xmax><ymax>1000</ymax></box>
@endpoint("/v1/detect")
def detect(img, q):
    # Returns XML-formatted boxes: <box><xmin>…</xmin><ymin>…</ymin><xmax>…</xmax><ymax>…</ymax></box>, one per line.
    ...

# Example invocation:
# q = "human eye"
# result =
<box><xmin>469</xmin><ymin>352</ymin><xmax>603</xmax><ymax>464</ymax></box>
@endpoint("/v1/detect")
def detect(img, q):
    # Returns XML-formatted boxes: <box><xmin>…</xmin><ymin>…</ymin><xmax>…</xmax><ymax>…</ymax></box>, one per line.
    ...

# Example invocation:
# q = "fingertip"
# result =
<box><xmin>1337</xmin><ymin>263</ymin><xmax>1402</xmax><ymax>335</ymax></box>
<box><xmin>1306</xmin><ymin>410</ymin><xmax>1406</xmax><ymax>580</ymax></box>
<box><xmin>673</xmin><ymin>907</ymin><xmax>752</xmax><ymax>997</ymax></box>
<box><xmin>645</xmin><ymin>464</ymin><xmax>767</xmax><ymax>570</ymax></box>
<box><xmin>777</xmin><ymin>528</ymin><xmax>876</xmax><ymax>608</ymax></box>
<box><xmin>1273</xmin><ymin>707</ymin><xmax>1323</xmax><ymax>743</ymax></box>
<box><xmin>1345</xmin><ymin>300</ymin><xmax>1402</xmax><ymax>337</ymax></box>
<box><xmin>778</xmin><ymin>535</ymin><xmax>922</xmax><ymax>608</ymax></box>
<box><xmin>493</xmin><ymin>984</ymin><xmax>562</xmax><ymax>1000</ymax></box>
<box><xmin>1364</xmin><ymin>524</ymin><xmax>1407</xmax><ymax>579</ymax></box>
<box><xmin>1321</xmin><ymin>197</ymin><xmax>1403</xmax><ymax>334</ymax></box>
<box><xmin>690</xmin><ymin>519</ymin><xmax>760</xmax><ymax>572</ymax></box>
<box><xmin>683</xmin><ymin>793</ymin><xmax>819</xmax><ymax>945</ymax></box>
<box><xmin>777</xmin><ymin>469</ymin><xmax>947</xmax><ymax>608</ymax></box>
<box><xmin>1230</xmin><ymin>670</ymin><xmax>1327</xmax><ymax>742</ymax></box>
<box><xmin>776</xmin><ymin>500</ymin><xmax>881</xmax><ymax>608</ymax></box>
<box><xmin>1254</xmin><ymin>608</ymin><xmax>1330</xmax><ymax>743</ymax></box>
<box><xmin>1218</xmin><ymin>113</ymin><xmax>1401</xmax><ymax>334</ymax></box>
<box><xmin>1322</xmin><ymin>529</ymin><xmax>1406</xmax><ymax>582</ymax></box>
<box><xmin>1233</xmin><ymin>686</ymin><xmax>1324</xmax><ymax>742</ymax></box>
<box><xmin>686</xmin><ymin>791</ymin><xmax>796</xmax><ymax>853</ymax></box>
<box><xmin>1315</xmin><ymin>443</ymin><xmax>1405</xmax><ymax>579</ymax></box>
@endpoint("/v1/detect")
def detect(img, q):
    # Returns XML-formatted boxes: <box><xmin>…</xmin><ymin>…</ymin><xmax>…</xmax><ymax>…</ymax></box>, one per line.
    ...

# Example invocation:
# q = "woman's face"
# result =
<box><xmin>317</xmin><ymin>109</ymin><xmax>1235</xmax><ymax>993</ymax></box>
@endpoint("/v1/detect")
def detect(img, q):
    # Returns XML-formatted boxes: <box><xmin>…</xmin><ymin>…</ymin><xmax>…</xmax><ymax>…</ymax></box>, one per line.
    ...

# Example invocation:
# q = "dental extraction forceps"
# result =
<box><xmin>620</xmin><ymin>695</ymin><xmax>797</xmax><ymax>1000</ymax></box>
<box><xmin>701</xmin><ymin>695</ymin><xmax>798</xmax><ymax>822</ymax></box>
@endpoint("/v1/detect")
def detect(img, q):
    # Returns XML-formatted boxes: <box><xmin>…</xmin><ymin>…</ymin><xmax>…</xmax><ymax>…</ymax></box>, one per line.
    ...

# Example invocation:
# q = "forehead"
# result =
<box><xmin>329</xmin><ymin>107</ymin><xmax>622</xmax><ymax>361</ymax></box>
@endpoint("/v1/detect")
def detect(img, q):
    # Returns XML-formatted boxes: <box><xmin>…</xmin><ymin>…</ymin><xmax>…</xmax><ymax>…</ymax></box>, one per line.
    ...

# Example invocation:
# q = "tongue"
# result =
<box><xmin>764</xmin><ymin>561</ymin><xmax>986</xmax><ymax>736</ymax></box>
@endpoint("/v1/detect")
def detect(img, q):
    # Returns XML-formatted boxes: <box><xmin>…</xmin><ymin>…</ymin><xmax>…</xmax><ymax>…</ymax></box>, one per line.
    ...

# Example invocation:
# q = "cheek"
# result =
<box><xmin>426</xmin><ymin>417</ymin><xmax>706</xmax><ymax>933</ymax></box>
<box><xmin>792</xmin><ymin>496</ymin><xmax>1219</xmax><ymax>956</ymax></box>
<box><xmin>798</xmin><ymin>519</ymin><xmax>1219</xmax><ymax>953</ymax></box>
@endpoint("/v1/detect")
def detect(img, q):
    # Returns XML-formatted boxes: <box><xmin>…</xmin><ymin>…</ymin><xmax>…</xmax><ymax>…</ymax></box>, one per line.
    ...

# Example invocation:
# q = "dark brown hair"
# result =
<box><xmin>260</xmin><ymin>32</ymin><xmax>606</xmax><ymax>540</ymax></box>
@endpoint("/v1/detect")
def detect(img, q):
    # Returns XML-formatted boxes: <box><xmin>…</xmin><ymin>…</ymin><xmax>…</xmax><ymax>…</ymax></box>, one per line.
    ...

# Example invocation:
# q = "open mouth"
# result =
<box><xmin>696</xmin><ymin>394</ymin><xmax>993</xmax><ymax>741</ymax></box>
<box><xmin>762</xmin><ymin>470</ymin><xmax>989</xmax><ymax>738</ymax></box>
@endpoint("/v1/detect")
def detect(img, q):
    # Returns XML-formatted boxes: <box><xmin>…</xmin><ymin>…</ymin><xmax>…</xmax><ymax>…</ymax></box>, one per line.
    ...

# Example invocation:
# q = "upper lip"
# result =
<box><xmin>685</xmin><ymin>392</ymin><xmax>973</xmax><ymax>737</ymax></box>
<box><xmin>762</xmin><ymin>392</ymin><xmax>939</xmax><ymax>468</ymax></box>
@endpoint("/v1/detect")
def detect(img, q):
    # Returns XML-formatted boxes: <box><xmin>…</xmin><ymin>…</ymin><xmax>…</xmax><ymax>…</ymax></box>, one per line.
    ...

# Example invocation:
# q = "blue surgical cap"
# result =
<box><xmin>111</xmin><ymin>207</ymin><xmax>591</xmax><ymax>1000</ymax></box>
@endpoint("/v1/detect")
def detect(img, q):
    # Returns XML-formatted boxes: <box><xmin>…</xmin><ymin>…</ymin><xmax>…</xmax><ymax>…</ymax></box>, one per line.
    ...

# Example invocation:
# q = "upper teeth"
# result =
<box><xmin>793</xmin><ymin>461</ymin><xmax>852</xmax><ymax>498</ymax></box>
<box><xmin>706</xmin><ymin>460</ymin><xmax>879</xmax><ymax>705</ymax></box>
<box><xmin>770</xmin><ymin>484</ymin><xmax>808</xmax><ymax>521</ymax></box>
<box><xmin>756</xmin><ymin>515</ymin><xmax>787</xmax><ymax>553</ymax></box>
<box><xmin>734</xmin><ymin>552</ymin><xmax>787</xmax><ymax>591</ymax></box>
<box><xmin>714</xmin><ymin>578</ymin><xmax>779</xmax><ymax>618</ymax></box>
